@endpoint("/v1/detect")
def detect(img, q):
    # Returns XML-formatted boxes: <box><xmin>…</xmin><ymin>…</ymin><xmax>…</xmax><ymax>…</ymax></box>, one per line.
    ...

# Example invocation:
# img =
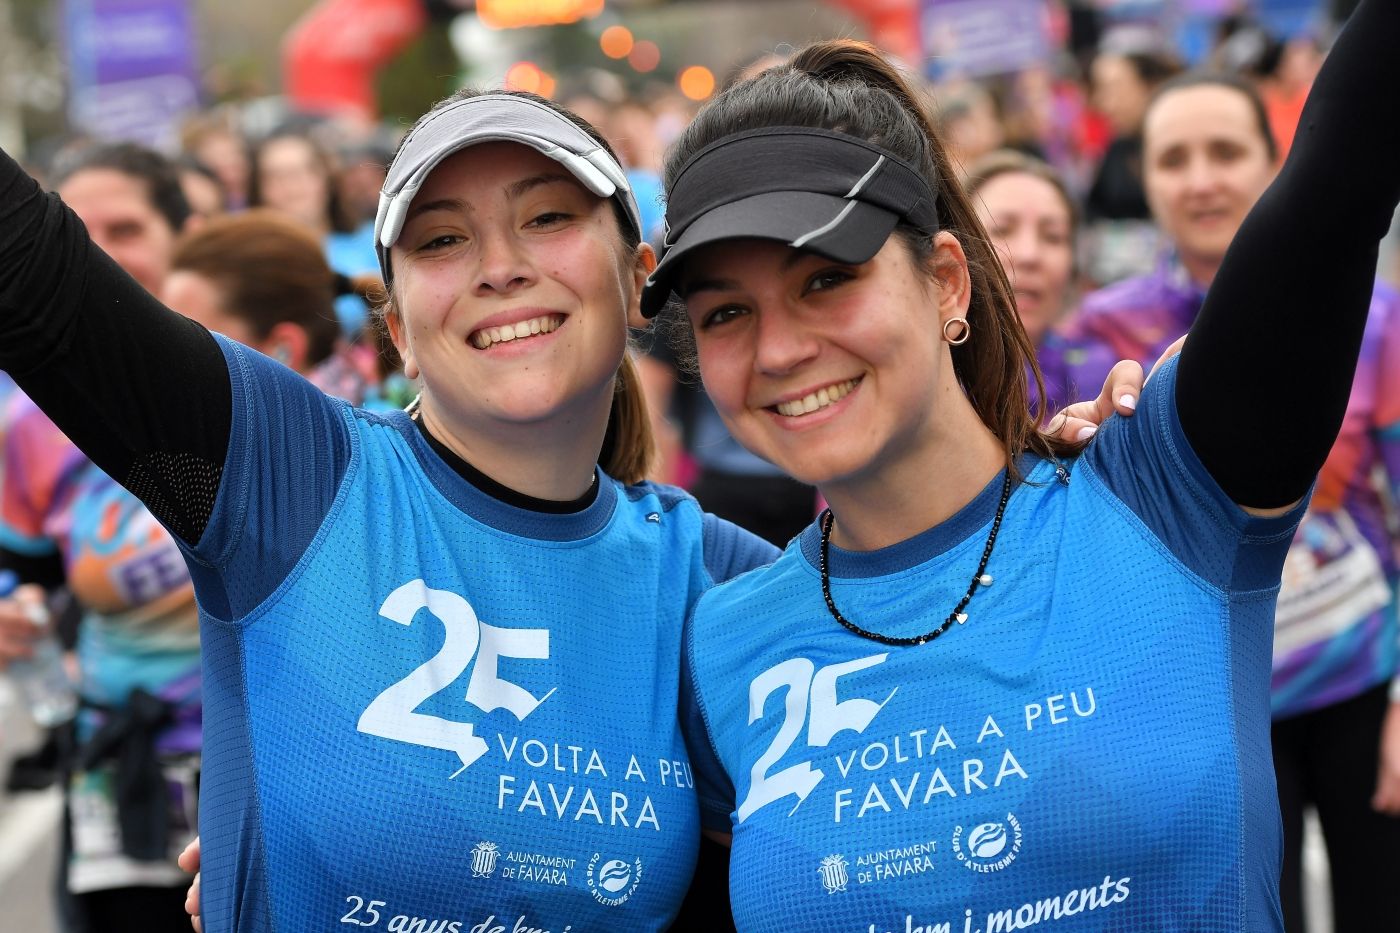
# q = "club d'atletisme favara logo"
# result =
<box><xmin>587</xmin><ymin>853</ymin><xmax>643</xmax><ymax>906</ymax></box>
<box><xmin>952</xmin><ymin>813</ymin><xmax>1022</xmax><ymax>872</ymax></box>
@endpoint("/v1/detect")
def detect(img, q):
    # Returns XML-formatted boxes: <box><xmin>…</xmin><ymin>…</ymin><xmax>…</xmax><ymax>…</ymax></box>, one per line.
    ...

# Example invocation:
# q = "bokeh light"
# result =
<box><xmin>479</xmin><ymin>0</ymin><xmax>604</xmax><ymax>29</ymax></box>
<box><xmin>678</xmin><ymin>66</ymin><xmax>715</xmax><ymax>101</ymax></box>
<box><xmin>505</xmin><ymin>61</ymin><xmax>556</xmax><ymax>97</ymax></box>
<box><xmin>628</xmin><ymin>40</ymin><xmax>661</xmax><ymax>73</ymax></box>
<box><xmin>599</xmin><ymin>25</ymin><xmax>633</xmax><ymax>59</ymax></box>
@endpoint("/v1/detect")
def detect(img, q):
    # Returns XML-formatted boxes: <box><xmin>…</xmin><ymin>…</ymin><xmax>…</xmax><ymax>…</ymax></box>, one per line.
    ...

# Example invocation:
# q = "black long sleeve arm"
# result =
<box><xmin>0</xmin><ymin>148</ymin><xmax>232</xmax><ymax>545</ymax></box>
<box><xmin>1176</xmin><ymin>0</ymin><xmax>1400</xmax><ymax>509</ymax></box>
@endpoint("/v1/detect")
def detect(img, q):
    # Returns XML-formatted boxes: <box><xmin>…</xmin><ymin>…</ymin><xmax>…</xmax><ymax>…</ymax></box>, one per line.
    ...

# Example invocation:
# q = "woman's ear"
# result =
<box><xmin>383</xmin><ymin>302</ymin><xmax>420</xmax><ymax>380</ymax></box>
<box><xmin>626</xmin><ymin>243</ymin><xmax>658</xmax><ymax>330</ymax></box>
<box><xmin>931</xmin><ymin>231</ymin><xmax>973</xmax><ymax>326</ymax></box>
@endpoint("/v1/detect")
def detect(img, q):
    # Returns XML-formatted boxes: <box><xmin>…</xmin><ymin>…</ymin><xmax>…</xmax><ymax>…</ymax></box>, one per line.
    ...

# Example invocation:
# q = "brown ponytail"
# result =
<box><xmin>599</xmin><ymin>350</ymin><xmax>656</xmax><ymax>485</ymax></box>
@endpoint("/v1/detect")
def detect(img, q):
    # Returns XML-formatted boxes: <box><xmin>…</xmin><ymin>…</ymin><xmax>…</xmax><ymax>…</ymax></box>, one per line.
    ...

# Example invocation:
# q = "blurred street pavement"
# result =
<box><xmin>0</xmin><ymin>677</ymin><xmax>60</xmax><ymax>933</ymax></box>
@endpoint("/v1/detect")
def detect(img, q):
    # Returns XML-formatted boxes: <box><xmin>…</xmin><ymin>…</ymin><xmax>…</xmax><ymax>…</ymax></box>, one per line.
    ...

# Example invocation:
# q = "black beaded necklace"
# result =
<box><xmin>818</xmin><ymin>471</ymin><xmax>1013</xmax><ymax>647</ymax></box>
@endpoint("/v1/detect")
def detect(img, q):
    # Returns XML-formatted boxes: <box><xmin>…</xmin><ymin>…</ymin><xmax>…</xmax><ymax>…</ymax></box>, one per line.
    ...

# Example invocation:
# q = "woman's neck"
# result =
<box><xmin>416</xmin><ymin>398</ymin><xmax>606</xmax><ymax>502</ymax></box>
<box><xmin>821</xmin><ymin>395</ymin><xmax>1007</xmax><ymax>553</ymax></box>
<box><xmin>413</xmin><ymin>417</ymin><xmax>597</xmax><ymax>512</ymax></box>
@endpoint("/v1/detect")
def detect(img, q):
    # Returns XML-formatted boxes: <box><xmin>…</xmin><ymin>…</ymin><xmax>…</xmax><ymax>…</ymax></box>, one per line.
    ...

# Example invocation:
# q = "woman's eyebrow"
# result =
<box><xmin>405</xmin><ymin>197</ymin><xmax>467</xmax><ymax>225</ymax></box>
<box><xmin>507</xmin><ymin>172</ymin><xmax>576</xmax><ymax>199</ymax></box>
<box><xmin>680</xmin><ymin>276</ymin><xmax>737</xmax><ymax>298</ymax></box>
<box><xmin>403</xmin><ymin>174</ymin><xmax>576</xmax><ymax>227</ymax></box>
<box><xmin>681</xmin><ymin>251</ymin><xmax>814</xmax><ymax>297</ymax></box>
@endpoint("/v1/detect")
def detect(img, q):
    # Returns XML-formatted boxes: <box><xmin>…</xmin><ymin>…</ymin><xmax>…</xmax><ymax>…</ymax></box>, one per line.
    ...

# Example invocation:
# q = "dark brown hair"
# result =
<box><xmin>377</xmin><ymin>88</ymin><xmax>656</xmax><ymax>485</ymax></box>
<box><xmin>50</xmin><ymin>142</ymin><xmax>192</xmax><ymax>233</ymax></box>
<box><xmin>171</xmin><ymin>210</ymin><xmax>342</xmax><ymax>367</ymax></box>
<box><xmin>662</xmin><ymin>40</ymin><xmax>1078</xmax><ymax>473</ymax></box>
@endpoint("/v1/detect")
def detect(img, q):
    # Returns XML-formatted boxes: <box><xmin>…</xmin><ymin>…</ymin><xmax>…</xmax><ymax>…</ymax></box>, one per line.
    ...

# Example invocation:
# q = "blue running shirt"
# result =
<box><xmin>190</xmin><ymin>337</ymin><xmax>774</xmax><ymax>932</ymax></box>
<box><xmin>684</xmin><ymin>358</ymin><xmax>1299</xmax><ymax>932</ymax></box>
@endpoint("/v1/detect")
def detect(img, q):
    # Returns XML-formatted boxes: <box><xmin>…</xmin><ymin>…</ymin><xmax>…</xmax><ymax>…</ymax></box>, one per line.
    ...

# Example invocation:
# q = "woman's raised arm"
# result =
<box><xmin>0</xmin><ymin>147</ymin><xmax>232</xmax><ymax>544</ymax></box>
<box><xmin>1177</xmin><ymin>0</ymin><xmax>1400</xmax><ymax>511</ymax></box>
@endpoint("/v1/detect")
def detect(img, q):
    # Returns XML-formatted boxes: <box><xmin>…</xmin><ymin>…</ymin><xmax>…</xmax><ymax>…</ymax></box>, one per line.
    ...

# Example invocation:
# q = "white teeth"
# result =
<box><xmin>470</xmin><ymin>315</ymin><xmax>561</xmax><ymax>349</ymax></box>
<box><xmin>775</xmin><ymin>379</ymin><xmax>858</xmax><ymax>417</ymax></box>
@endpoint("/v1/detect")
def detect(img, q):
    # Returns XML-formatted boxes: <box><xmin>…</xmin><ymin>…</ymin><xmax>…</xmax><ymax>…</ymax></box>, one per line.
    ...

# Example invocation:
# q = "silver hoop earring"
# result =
<box><xmin>943</xmin><ymin>316</ymin><xmax>971</xmax><ymax>346</ymax></box>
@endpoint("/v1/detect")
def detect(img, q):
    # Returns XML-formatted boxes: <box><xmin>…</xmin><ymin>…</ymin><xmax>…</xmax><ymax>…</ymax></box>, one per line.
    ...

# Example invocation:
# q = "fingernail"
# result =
<box><xmin>1118</xmin><ymin>393</ymin><xmax>1137</xmax><ymax>411</ymax></box>
<box><xmin>1076</xmin><ymin>425</ymin><xmax>1097</xmax><ymax>441</ymax></box>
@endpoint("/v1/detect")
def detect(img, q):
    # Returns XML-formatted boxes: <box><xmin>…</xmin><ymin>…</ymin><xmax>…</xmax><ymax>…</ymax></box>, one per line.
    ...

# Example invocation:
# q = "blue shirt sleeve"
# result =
<box><xmin>701</xmin><ymin>511</ymin><xmax>779</xmax><ymax>585</ymax></box>
<box><xmin>1080</xmin><ymin>355</ymin><xmax>1305</xmax><ymax>594</ymax></box>
<box><xmin>182</xmin><ymin>335</ymin><xmax>353</xmax><ymax>621</ymax></box>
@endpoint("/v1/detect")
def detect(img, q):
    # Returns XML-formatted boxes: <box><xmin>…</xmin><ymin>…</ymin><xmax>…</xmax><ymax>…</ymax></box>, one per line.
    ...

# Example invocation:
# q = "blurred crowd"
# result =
<box><xmin>5</xmin><ymin>8</ymin><xmax>1352</xmax><ymax>489</ymax></box>
<box><xmin>2</xmin><ymin>2</ymin><xmax>1397</xmax><ymax>932</ymax></box>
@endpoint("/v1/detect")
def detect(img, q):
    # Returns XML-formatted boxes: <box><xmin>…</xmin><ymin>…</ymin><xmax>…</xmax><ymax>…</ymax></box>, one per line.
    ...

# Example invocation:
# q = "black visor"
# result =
<box><xmin>641</xmin><ymin>127</ymin><xmax>939</xmax><ymax>317</ymax></box>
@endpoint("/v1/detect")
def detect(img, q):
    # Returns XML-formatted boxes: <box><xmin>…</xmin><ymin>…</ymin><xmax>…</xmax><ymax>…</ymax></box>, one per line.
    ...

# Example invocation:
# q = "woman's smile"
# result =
<box><xmin>771</xmin><ymin>376</ymin><xmax>862</xmax><ymax>418</ymax></box>
<box><xmin>468</xmin><ymin>311</ymin><xmax>566</xmax><ymax>349</ymax></box>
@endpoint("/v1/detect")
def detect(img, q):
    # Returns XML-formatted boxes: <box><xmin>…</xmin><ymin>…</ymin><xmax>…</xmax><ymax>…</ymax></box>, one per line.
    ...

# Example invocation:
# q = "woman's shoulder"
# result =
<box><xmin>611</xmin><ymin>478</ymin><xmax>709</xmax><ymax>537</ymax></box>
<box><xmin>617</xmin><ymin>477</ymin><xmax>701</xmax><ymax>511</ymax></box>
<box><xmin>1073</xmin><ymin>357</ymin><xmax>1304</xmax><ymax>587</ymax></box>
<box><xmin>616</xmin><ymin>478</ymin><xmax>782</xmax><ymax>581</ymax></box>
<box><xmin>689</xmin><ymin>524</ymin><xmax>812</xmax><ymax>611</ymax></box>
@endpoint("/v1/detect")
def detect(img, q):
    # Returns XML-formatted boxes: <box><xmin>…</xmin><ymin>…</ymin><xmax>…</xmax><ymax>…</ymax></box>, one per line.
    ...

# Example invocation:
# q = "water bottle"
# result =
<box><xmin>0</xmin><ymin>570</ymin><xmax>76</xmax><ymax>726</ymax></box>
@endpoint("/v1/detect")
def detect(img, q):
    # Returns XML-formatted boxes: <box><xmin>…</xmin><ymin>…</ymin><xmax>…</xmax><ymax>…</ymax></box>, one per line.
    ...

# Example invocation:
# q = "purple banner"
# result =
<box><xmin>921</xmin><ymin>0</ymin><xmax>1051</xmax><ymax>79</ymax></box>
<box><xmin>64</xmin><ymin>0</ymin><xmax>200</xmax><ymax>150</ymax></box>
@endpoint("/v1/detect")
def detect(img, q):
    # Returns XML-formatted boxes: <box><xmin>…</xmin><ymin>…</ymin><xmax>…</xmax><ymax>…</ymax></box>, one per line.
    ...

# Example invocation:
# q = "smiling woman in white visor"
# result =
<box><xmin>0</xmin><ymin>89</ymin><xmax>778</xmax><ymax>931</ymax></box>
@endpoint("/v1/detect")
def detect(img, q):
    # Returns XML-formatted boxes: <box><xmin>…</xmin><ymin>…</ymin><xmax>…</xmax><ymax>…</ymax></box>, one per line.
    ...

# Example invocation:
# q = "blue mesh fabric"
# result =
<box><xmin>196</xmin><ymin>616</ymin><xmax>271</xmax><ymax>933</ymax></box>
<box><xmin>685</xmin><ymin>364</ymin><xmax>1295</xmax><ymax>932</ymax></box>
<box><xmin>187</xmin><ymin>339</ymin><xmax>773</xmax><ymax>930</ymax></box>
